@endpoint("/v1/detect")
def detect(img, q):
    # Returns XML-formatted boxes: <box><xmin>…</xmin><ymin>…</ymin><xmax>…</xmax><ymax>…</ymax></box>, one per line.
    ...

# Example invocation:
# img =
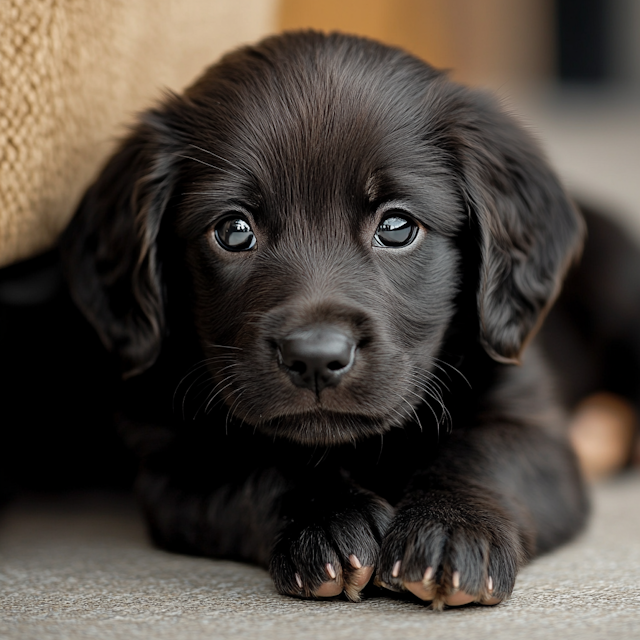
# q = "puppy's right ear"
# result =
<box><xmin>60</xmin><ymin>110</ymin><xmax>182</xmax><ymax>377</ymax></box>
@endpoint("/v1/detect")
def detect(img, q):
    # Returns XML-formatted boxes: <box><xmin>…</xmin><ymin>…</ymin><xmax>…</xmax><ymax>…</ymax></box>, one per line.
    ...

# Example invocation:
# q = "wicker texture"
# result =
<box><xmin>0</xmin><ymin>0</ymin><xmax>275</xmax><ymax>267</ymax></box>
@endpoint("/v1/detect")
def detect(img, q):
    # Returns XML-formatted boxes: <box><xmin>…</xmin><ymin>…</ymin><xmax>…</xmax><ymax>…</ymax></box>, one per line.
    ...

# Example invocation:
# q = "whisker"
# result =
<box><xmin>399</xmin><ymin>395</ymin><xmax>423</xmax><ymax>432</ymax></box>
<box><xmin>173</xmin><ymin>355</ymin><xmax>239</xmax><ymax>417</ymax></box>
<box><xmin>313</xmin><ymin>446</ymin><xmax>331</xmax><ymax>468</ymax></box>
<box><xmin>387</xmin><ymin>404</ymin><xmax>409</xmax><ymax>427</ymax></box>
<box><xmin>180</xmin><ymin>371</ymin><xmax>212</xmax><ymax>419</ymax></box>
<box><xmin>409</xmin><ymin>374</ymin><xmax>443</xmax><ymax>400</ymax></box>
<box><xmin>427</xmin><ymin>357</ymin><xmax>472</xmax><ymax>389</ymax></box>
<box><xmin>420</xmin><ymin>358</ymin><xmax>452</xmax><ymax>382</ymax></box>
<box><xmin>237</xmin><ymin>395</ymin><xmax>261</xmax><ymax>431</ymax></box>
<box><xmin>405</xmin><ymin>372</ymin><xmax>452</xmax><ymax>434</ymax></box>
<box><xmin>174</xmin><ymin>364</ymin><xmax>219</xmax><ymax>416</ymax></box>
<box><xmin>203</xmin><ymin>378</ymin><xmax>237</xmax><ymax>416</ymax></box>
<box><xmin>405</xmin><ymin>383</ymin><xmax>441</xmax><ymax>426</ymax></box>
<box><xmin>412</xmin><ymin>368</ymin><xmax>451</xmax><ymax>394</ymax></box>
<box><xmin>225</xmin><ymin>389</ymin><xmax>246</xmax><ymax>435</ymax></box>
<box><xmin>406</xmin><ymin>373</ymin><xmax>444</xmax><ymax>401</ymax></box>
<box><xmin>194</xmin><ymin>373</ymin><xmax>237</xmax><ymax>419</ymax></box>
<box><xmin>409</xmin><ymin>368</ymin><xmax>447</xmax><ymax>397</ymax></box>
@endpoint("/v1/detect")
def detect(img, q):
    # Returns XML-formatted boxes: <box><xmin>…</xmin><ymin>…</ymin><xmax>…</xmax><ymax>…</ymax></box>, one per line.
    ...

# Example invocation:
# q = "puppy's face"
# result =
<box><xmin>62</xmin><ymin>32</ymin><xmax>583</xmax><ymax>446</ymax></box>
<box><xmin>172</xmin><ymin>38</ymin><xmax>465</xmax><ymax>444</ymax></box>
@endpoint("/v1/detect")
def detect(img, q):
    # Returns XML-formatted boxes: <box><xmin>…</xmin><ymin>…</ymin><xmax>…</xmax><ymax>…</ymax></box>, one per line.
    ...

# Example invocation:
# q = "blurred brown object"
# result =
<box><xmin>0</xmin><ymin>0</ymin><xmax>275</xmax><ymax>268</ymax></box>
<box><xmin>279</xmin><ymin>0</ymin><xmax>554</xmax><ymax>87</ymax></box>
<box><xmin>569</xmin><ymin>393</ymin><xmax>638</xmax><ymax>481</ymax></box>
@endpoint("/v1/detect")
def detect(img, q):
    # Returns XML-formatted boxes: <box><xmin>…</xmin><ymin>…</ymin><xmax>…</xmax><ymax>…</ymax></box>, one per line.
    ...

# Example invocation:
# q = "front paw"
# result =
<box><xmin>270</xmin><ymin>485</ymin><xmax>393</xmax><ymax>601</ymax></box>
<box><xmin>377</xmin><ymin>490</ymin><xmax>531</xmax><ymax>609</ymax></box>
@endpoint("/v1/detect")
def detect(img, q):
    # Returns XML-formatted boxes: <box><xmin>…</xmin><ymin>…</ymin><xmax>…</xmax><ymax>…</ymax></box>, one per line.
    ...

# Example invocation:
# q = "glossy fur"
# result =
<box><xmin>60</xmin><ymin>32</ymin><xmax>588</xmax><ymax>608</ymax></box>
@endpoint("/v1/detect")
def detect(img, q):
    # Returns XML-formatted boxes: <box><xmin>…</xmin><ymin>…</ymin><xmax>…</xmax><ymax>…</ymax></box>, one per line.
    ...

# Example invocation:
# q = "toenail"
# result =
<box><xmin>326</xmin><ymin>563</ymin><xmax>336</xmax><ymax>579</ymax></box>
<box><xmin>392</xmin><ymin>560</ymin><xmax>401</xmax><ymax>578</ymax></box>
<box><xmin>349</xmin><ymin>554</ymin><xmax>362</xmax><ymax>569</ymax></box>
<box><xmin>452</xmin><ymin>571</ymin><xmax>460</xmax><ymax>589</ymax></box>
<box><xmin>295</xmin><ymin>573</ymin><xmax>303</xmax><ymax>589</ymax></box>
<box><xmin>423</xmin><ymin>566</ymin><xmax>434</xmax><ymax>582</ymax></box>
<box><xmin>487</xmin><ymin>576</ymin><xmax>493</xmax><ymax>592</ymax></box>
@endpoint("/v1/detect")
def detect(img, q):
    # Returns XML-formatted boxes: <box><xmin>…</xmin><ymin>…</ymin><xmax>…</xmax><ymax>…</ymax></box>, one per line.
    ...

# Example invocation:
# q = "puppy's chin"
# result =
<box><xmin>245</xmin><ymin>412</ymin><xmax>395</xmax><ymax>446</ymax></box>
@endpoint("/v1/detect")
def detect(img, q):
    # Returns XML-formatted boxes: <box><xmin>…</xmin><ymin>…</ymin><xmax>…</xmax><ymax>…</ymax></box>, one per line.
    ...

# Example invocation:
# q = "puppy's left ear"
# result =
<box><xmin>456</xmin><ymin>92</ymin><xmax>584</xmax><ymax>363</ymax></box>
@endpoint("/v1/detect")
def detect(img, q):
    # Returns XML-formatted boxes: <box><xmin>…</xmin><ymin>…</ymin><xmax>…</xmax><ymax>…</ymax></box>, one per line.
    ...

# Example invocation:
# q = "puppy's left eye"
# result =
<box><xmin>214</xmin><ymin>216</ymin><xmax>256</xmax><ymax>251</ymax></box>
<box><xmin>373</xmin><ymin>215</ymin><xmax>419</xmax><ymax>248</ymax></box>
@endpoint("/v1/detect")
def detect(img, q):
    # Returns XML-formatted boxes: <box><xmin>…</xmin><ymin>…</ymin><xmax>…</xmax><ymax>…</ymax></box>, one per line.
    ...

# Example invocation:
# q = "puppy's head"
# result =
<box><xmin>61</xmin><ymin>32</ymin><xmax>583</xmax><ymax>445</ymax></box>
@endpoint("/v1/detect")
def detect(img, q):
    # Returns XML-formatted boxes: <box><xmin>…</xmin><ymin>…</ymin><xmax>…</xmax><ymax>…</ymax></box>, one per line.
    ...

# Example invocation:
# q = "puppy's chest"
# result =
<box><xmin>249</xmin><ymin>427</ymin><xmax>443</xmax><ymax>503</ymax></box>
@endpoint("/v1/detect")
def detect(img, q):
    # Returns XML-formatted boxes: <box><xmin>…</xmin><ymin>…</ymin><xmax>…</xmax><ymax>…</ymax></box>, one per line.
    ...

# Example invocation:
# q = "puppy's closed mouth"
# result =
<box><xmin>210</xmin><ymin>365</ymin><xmax>420</xmax><ymax>446</ymax></box>
<box><xmin>208</xmin><ymin>356</ymin><xmax>440</xmax><ymax>446</ymax></box>
<box><xmin>239</xmin><ymin>410</ymin><xmax>393</xmax><ymax>446</ymax></box>
<box><xmin>200</xmin><ymin>326</ymin><xmax>438</xmax><ymax>445</ymax></box>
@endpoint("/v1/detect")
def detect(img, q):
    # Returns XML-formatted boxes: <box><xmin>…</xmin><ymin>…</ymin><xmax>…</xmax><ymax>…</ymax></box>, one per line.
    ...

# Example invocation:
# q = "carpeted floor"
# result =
<box><xmin>1</xmin><ymin>472</ymin><xmax>639</xmax><ymax>640</ymax></box>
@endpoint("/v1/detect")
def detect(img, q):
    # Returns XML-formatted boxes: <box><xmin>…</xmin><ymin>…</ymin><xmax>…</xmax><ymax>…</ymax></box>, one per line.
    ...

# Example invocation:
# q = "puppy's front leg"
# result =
<box><xmin>135</xmin><ymin>439</ymin><xmax>392</xmax><ymax>601</ymax></box>
<box><xmin>377</xmin><ymin>421</ymin><xmax>588</xmax><ymax>609</ymax></box>
<box><xmin>137</xmin><ymin>463</ymin><xmax>288</xmax><ymax>568</ymax></box>
<box><xmin>269</xmin><ymin>471</ymin><xmax>393</xmax><ymax>601</ymax></box>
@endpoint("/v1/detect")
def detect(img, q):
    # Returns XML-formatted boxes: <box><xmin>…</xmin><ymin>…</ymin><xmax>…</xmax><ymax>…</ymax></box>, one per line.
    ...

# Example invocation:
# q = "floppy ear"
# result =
<box><xmin>60</xmin><ymin>110</ymin><xmax>182</xmax><ymax>377</ymax></box>
<box><xmin>455</xmin><ymin>92</ymin><xmax>585</xmax><ymax>363</ymax></box>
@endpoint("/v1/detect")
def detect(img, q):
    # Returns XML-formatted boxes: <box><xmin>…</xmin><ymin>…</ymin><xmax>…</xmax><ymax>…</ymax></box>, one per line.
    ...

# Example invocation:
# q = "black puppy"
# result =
<box><xmin>61</xmin><ymin>31</ymin><xmax>588</xmax><ymax>608</ymax></box>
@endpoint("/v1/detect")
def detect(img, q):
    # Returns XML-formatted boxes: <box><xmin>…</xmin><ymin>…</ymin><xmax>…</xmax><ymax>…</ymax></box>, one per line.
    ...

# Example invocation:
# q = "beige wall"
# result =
<box><xmin>0</xmin><ymin>0</ymin><xmax>277</xmax><ymax>268</ymax></box>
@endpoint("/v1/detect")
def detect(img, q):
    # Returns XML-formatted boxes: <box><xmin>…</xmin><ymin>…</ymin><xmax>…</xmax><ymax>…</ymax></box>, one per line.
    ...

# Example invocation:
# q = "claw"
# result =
<box><xmin>452</xmin><ymin>570</ymin><xmax>460</xmax><ymax>590</ymax></box>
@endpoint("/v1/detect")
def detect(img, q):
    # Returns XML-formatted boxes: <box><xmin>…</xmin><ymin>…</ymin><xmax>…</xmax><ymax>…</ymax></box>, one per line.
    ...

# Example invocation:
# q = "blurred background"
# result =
<box><xmin>1</xmin><ymin>0</ymin><xmax>639</xmax><ymax>493</ymax></box>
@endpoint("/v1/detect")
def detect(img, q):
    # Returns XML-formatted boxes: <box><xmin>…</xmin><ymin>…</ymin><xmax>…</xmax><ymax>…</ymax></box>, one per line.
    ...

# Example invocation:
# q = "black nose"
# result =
<box><xmin>279</xmin><ymin>325</ymin><xmax>356</xmax><ymax>393</ymax></box>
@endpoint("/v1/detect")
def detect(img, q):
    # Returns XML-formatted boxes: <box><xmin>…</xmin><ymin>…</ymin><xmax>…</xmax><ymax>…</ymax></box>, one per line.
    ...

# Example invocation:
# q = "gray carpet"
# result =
<box><xmin>1</xmin><ymin>472</ymin><xmax>639</xmax><ymax>640</ymax></box>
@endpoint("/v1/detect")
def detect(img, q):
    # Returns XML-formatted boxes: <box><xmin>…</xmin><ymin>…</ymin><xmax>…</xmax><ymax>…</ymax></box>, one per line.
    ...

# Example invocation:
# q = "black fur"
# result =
<box><xmin>60</xmin><ymin>31</ymin><xmax>588</xmax><ymax>607</ymax></box>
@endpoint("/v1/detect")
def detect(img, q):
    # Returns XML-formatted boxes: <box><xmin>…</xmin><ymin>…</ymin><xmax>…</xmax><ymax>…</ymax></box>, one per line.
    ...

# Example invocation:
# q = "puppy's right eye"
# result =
<box><xmin>214</xmin><ymin>216</ymin><xmax>256</xmax><ymax>252</ymax></box>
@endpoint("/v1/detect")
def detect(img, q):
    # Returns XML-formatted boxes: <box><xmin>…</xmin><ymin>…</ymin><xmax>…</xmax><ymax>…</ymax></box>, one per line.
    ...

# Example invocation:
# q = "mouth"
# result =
<box><xmin>197</xmin><ymin>327</ymin><xmax>435</xmax><ymax>446</ymax></box>
<box><xmin>244</xmin><ymin>409</ymin><xmax>397</xmax><ymax>446</ymax></box>
<box><xmin>198</xmin><ymin>357</ymin><xmax>436</xmax><ymax>446</ymax></box>
<box><xmin>217</xmin><ymin>371</ymin><xmax>421</xmax><ymax>446</ymax></box>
